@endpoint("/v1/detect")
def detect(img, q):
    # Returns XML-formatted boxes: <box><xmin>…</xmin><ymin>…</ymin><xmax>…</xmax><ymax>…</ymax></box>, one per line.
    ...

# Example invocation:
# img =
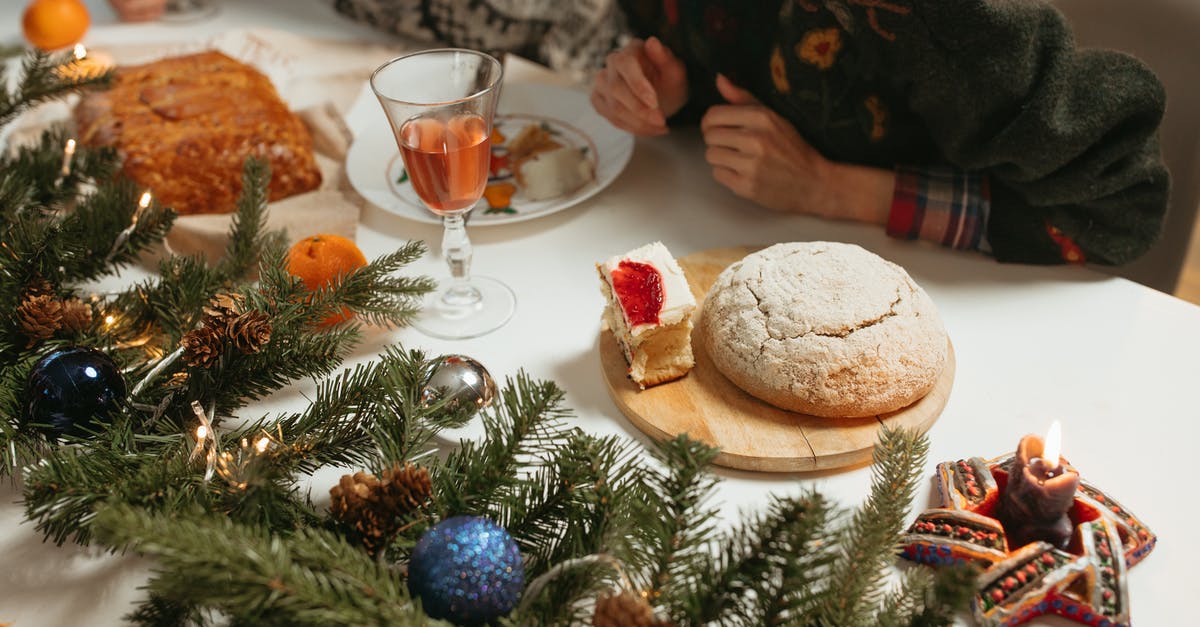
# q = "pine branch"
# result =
<box><xmin>0</xmin><ymin>352</ymin><xmax>52</xmax><ymax>479</ymax></box>
<box><xmin>0</xmin><ymin>125</ymin><xmax>118</xmax><ymax>215</ymax></box>
<box><xmin>816</xmin><ymin>427</ymin><xmax>930</xmax><ymax>626</ymax></box>
<box><xmin>432</xmin><ymin>373</ymin><xmax>572</xmax><ymax>518</ymax></box>
<box><xmin>329</xmin><ymin>243</ymin><xmax>435</xmax><ymax>328</ymax></box>
<box><xmin>214</xmin><ymin>158</ymin><xmax>284</xmax><ymax>282</ymax></box>
<box><xmin>509</xmin><ymin>435</ymin><xmax>645</xmax><ymax>626</ymax></box>
<box><xmin>0</xmin><ymin>49</ymin><xmax>113</xmax><ymax>128</ymax></box>
<box><xmin>125</xmin><ymin>592</ymin><xmax>208</xmax><ymax>627</ymax></box>
<box><xmin>875</xmin><ymin>564</ymin><xmax>978</xmax><ymax>627</ymax></box>
<box><xmin>629</xmin><ymin>435</ymin><xmax>721</xmax><ymax>617</ymax></box>
<box><xmin>366</xmin><ymin>347</ymin><xmax>472</xmax><ymax>467</ymax></box>
<box><xmin>58</xmin><ymin>176</ymin><xmax>176</xmax><ymax>276</ymax></box>
<box><xmin>94</xmin><ymin>505</ymin><xmax>444</xmax><ymax>627</ymax></box>
<box><xmin>676</xmin><ymin>493</ymin><xmax>837</xmax><ymax>626</ymax></box>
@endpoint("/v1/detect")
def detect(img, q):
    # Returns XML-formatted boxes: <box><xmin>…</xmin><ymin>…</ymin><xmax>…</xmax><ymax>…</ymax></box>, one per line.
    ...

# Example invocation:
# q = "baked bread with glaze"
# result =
<box><xmin>73</xmin><ymin>51</ymin><xmax>321</xmax><ymax>215</ymax></box>
<box><xmin>700</xmin><ymin>242</ymin><xmax>946</xmax><ymax>417</ymax></box>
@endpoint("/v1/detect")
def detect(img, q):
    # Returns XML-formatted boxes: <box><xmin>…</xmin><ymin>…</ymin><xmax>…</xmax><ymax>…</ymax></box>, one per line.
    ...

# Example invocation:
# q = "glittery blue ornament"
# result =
<box><xmin>25</xmin><ymin>346</ymin><xmax>126</xmax><ymax>439</ymax></box>
<box><xmin>408</xmin><ymin>515</ymin><xmax>525</xmax><ymax>625</ymax></box>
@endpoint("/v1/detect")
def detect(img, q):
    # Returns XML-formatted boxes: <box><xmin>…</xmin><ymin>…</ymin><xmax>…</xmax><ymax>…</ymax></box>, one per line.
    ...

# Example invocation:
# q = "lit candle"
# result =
<box><xmin>57</xmin><ymin>44</ymin><xmax>114</xmax><ymax>80</ymax></box>
<box><xmin>995</xmin><ymin>421</ymin><xmax>1081</xmax><ymax>549</ymax></box>
<box><xmin>60</xmin><ymin>138</ymin><xmax>76</xmax><ymax>177</ymax></box>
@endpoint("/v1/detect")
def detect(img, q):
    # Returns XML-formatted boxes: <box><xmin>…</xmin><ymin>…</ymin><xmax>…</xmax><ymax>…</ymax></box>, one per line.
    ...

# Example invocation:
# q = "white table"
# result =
<box><xmin>2</xmin><ymin>2</ymin><xmax>1198</xmax><ymax>625</ymax></box>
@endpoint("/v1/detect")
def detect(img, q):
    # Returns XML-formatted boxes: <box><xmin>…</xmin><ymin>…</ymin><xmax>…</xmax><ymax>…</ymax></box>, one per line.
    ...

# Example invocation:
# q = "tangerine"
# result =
<box><xmin>286</xmin><ymin>234</ymin><xmax>368</xmax><ymax>327</ymax></box>
<box><xmin>22</xmin><ymin>0</ymin><xmax>90</xmax><ymax>52</ymax></box>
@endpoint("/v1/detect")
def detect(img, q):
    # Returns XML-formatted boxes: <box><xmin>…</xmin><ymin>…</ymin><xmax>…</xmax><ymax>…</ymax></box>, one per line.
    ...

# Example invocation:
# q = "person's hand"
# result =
<box><xmin>701</xmin><ymin>75</ymin><xmax>894</xmax><ymax>223</ymax></box>
<box><xmin>107</xmin><ymin>0</ymin><xmax>166</xmax><ymax>22</ymax></box>
<box><xmin>590</xmin><ymin>37</ymin><xmax>688</xmax><ymax>136</ymax></box>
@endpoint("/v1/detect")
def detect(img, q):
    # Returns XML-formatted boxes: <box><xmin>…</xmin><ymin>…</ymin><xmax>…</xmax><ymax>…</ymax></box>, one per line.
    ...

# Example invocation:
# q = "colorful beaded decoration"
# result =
<box><xmin>901</xmin><ymin>454</ymin><xmax>1155</xmax><ymax>627</ymax></box>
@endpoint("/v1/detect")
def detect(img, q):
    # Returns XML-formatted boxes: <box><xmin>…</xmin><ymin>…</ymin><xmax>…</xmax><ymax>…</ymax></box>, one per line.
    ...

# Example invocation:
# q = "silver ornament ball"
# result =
<box><xmin>420</xmin><ymin>355</ymin><xmax>496</xmax><ymax>418</ymax></box>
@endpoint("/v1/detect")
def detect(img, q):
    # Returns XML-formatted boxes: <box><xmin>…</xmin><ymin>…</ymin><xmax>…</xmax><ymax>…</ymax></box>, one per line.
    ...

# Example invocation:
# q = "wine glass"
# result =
<box><xmin>371</xmin><ymin>49</ymin><xmax>515</xmax><ymax>339</ymax></box>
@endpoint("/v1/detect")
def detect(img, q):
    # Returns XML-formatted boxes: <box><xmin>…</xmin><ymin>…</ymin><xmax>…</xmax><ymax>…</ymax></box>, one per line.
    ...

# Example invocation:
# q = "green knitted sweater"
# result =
<box><xmin>620</xmin><ymin>0</ymin><xmax>1170</xmax><ymax>265</ymax></box>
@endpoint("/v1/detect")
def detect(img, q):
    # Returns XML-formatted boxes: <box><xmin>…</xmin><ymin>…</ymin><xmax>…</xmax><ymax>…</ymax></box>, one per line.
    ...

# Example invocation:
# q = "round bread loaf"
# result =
<box><xmin>700</xmin><ymin>242</ymin><xmax>947</xmax><ymax>418</ymax></box>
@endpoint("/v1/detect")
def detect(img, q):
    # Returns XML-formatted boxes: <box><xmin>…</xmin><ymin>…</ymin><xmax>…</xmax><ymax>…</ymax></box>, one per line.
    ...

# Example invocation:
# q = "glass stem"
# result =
<box><xmin>440</xmin><ymin>214</ymin><xmax>481</xmax><ymax>307</ymax></box>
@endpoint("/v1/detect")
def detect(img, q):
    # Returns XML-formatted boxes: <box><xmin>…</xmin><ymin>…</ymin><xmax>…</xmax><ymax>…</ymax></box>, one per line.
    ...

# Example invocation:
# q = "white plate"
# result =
<box><xmin>346</xmin><ymin>82</ymin><xmax>634</xmax><ymax>226</ymax></box>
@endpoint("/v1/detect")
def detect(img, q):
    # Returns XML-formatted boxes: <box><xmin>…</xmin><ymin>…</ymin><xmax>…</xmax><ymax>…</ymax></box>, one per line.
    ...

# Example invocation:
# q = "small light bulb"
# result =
<box><xmin>104</xmin><ymin>314</ymin><xmax>116</xmax><ymax>325</ymax></box>
<box><xmin>255</xmin><ymin>438</ymin><xmax>269</xmax><ymax>453</ymax></box>
<box><xmin>196</xmin><ymin>425</ymin><xmax>208</xmax><ymax>440</ymax></box>
<box><xmin>73</xmin><ymin>44</ymin><xmax>87</xmax><ymax>61</ymax></box>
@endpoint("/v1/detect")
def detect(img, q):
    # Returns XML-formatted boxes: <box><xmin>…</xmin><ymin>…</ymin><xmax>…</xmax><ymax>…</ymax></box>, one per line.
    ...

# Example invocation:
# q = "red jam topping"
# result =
<box><xmin>611</xmin><ymin>260</ymin><xmax>663</xmax><ymax>326</ymax></box>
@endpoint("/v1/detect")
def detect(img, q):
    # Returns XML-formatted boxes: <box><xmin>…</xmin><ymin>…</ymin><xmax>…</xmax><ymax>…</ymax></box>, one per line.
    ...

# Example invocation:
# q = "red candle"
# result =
<box><xmin>996</xmin><ymin>421</ymin><xmax>1080</xmax><ymax>550</ymax></box>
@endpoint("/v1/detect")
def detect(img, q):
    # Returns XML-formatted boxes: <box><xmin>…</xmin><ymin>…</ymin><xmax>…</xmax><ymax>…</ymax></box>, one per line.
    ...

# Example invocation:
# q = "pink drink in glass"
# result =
<box><xmin>398</xmin><ymin>114</ymin><xmax>490</xmax><ymax>214</ymax></box>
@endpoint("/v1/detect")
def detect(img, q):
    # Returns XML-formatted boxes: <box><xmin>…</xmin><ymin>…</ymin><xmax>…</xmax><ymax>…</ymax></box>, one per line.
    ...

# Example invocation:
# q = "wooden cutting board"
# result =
<box><xmin>600</xmin><ymin>246</ymin><xmax>955</xmax><ymax>473</ymax></box>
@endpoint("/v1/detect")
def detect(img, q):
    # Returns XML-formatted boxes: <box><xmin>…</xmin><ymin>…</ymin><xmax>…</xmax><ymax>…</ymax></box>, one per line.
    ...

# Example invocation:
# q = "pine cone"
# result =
<box><xmin>593</xmin><ymin>591</ymin><xmax>671</xmax><ymax>627</ymax></box>
<box><xmin>329</xmin><ymin>463</ymin><xmax>431</xmax><ymax>556</ymax></box>
<box><xmin>22</xmin><ymin>276</ymin><xmax>55</xmax><ymax>299</ymax></box>
<box><xmin>228</xmin><ymin>311</ymin><xmax>271</xmax><ymax>354</ymax></box>
<box><xmin>59</xmin><ymin>299</ymin><xmax>93</xmax><ymax>333</ymax></box>
<box><xmin>202</xmin><ymin>293</ymin><xmax>244</xmax><ymax>327</ymax></box>
<box><xmin>182</xmin><ymin>325</ymin><xmax>222</xmax><ymax>369</ymax></box>
<box><xmin>17</xmin><ymin>294</ymin><xmax>63</xmax><ymax>347</ymax></box>
<box><xmin>380</xmin><ymin>462</ymin><xmax>432</xmax><ymax>513</ymax></box>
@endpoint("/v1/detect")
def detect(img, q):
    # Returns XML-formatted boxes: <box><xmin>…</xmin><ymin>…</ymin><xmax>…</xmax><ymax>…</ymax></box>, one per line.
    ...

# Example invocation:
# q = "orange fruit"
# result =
<box><xmin>22</xmin><ymin>0</ymin><xmax>90</xmax><ymax>51</ymax></box>
<box><xmin>286</xmin><ymin>234</ymin><xmax>368</xmax><ymax>327</ymax></box>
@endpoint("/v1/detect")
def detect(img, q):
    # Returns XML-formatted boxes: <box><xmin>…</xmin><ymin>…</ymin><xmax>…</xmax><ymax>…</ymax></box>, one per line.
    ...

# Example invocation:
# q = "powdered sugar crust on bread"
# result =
<box><xmin>700</xmin><ymin>242</ymin><xmax>947</xmax><ymax>417</ymax></box>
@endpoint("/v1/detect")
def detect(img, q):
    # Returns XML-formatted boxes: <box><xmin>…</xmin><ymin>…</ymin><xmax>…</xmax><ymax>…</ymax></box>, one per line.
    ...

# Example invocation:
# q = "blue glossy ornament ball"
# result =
<box><xmin>408</xmin><ymin>515</ymin><xmax>525</xmax><ymax>625</ymax></box>
<box><xmin>25</xmin><ymin>346</ymin><xmax>126</xmax><ymax>438</ymax></box>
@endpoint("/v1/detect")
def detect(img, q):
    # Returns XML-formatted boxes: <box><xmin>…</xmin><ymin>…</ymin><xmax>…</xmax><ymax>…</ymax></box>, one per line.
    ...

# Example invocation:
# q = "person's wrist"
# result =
<box><xmin>822</xmin><ymin>160</ymin><xmax>895</xmax><ymax>225</ymax></box>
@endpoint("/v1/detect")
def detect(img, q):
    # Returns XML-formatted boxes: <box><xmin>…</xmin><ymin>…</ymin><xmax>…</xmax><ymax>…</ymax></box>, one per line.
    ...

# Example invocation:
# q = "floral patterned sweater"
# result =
<box><xmin>620</xmin><ymin>0</ymin><xmax>1171</xmax><ymax>265</ymax></box>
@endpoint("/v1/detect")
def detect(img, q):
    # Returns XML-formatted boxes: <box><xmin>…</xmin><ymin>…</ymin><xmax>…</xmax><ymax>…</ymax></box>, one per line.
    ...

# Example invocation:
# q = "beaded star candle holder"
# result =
<box><xmin>901</xmin><ymin>454</ymin><xmax>1155</xmax><ymax>627</ymax></box>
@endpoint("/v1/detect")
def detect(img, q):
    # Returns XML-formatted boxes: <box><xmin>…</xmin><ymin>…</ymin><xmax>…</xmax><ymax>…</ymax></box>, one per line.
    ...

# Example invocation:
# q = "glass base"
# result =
<box><xmin>412</xmin><ymin>276</ymin><xmax>515</xmax><ymax>339</ymax></box>
<box><xmin>162</xmin><ymin>0</ymin><xmax>219</xmax><ymax>21</ymax></box>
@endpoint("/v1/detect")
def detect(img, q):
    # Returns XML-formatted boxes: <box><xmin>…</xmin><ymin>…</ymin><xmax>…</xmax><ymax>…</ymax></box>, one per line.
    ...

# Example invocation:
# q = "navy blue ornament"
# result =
<box><xmin>25</xmin><ymin>347</ymin><xmax>126</xmax><ymax>439</ymax></box>
<box><xmin>408</xmin><ymin>515</ymin><xmax>525</xmax><ymax>625</ymax></box>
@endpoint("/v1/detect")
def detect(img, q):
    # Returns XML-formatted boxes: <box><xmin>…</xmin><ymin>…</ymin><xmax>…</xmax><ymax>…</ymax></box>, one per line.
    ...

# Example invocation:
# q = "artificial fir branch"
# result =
<box><xmin>874</xmin><ymin>564</ymin><xmax>979</xmax><ymax>627</ymax></box>
<box><xmin>632</xmin><ymin>435</ymin><xmax>721</xmax><ymax>614</ymax></box>
<box><xmin>94</xmin><ymin>504</ymin><xmax>445</xmax><ymax>627</ymax></box>
<box><xmin>0</xmin><ymin>48</ymin><xmax>113</xmax><ymax>128</ymax></box>
<box><xmin>508</xmin><ymin>436</ymin><xmax>645</xmax><ymax>626</ymax></box>
<box><xmin>676</xmin><ymin>493</ymin><xmax>837</xmax><ymax>626</ymax></box>
<box><xmin>214</xmin><ymin>157</ymin><xmax>284</xmax><ymax>282</ymax></box>
<box><xmin>816</xmin><ymin>426</ymin><xmax>932</xmax><ymax>626</ymax></box>
<box><xmin>432</xmin><ymin>374</ymin><xmax>572</xmax><ymax>518</ymax></box>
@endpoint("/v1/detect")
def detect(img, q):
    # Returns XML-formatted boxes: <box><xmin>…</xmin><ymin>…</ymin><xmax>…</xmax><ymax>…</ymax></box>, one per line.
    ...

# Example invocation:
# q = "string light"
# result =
<box><xmin>59</xmin><ymin>139</ymin><xmax>76</xmax><ymax>178</ymax></box>
<box><xmin>105</xmin><ymin>191</ymin><xmax>152</xmax><ymax>263</ymax></box>
<box><xmin>188</xmin><ymin>401</ymin><xmax>219</xmax><ymax>482</ymax></box>
<box><xmin>73</xmin><ymin>44</ymin><xmax>86</xmax><ymax>61</ymax></box>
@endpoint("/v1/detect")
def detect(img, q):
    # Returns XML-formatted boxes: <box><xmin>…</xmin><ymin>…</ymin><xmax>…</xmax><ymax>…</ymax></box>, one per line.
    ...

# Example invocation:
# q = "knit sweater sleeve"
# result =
<box><xmin>887</xmin><ymin>0</ymin><xmax>1169</xmax><ymax>265</ymax></box>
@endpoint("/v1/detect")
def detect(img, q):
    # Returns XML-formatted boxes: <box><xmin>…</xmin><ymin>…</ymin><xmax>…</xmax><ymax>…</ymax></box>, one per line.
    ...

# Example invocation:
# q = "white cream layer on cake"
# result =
<box><xmin>597</xmin><ymin>241</ymin><xmax>696</xmax><ymax>388</ymax></box>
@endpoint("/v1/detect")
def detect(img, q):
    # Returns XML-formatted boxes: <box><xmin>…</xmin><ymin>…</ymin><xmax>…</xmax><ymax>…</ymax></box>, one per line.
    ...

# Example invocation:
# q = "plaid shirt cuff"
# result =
<box><xmin>886</xmin><ymin>166</ymin><xmax>990</xmax><ymax>251</ymax></box>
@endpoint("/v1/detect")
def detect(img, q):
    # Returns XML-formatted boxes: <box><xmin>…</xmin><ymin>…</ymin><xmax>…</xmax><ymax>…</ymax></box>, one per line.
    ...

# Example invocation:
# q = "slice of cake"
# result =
<box><xmin>597</xmin><ymin>242</ymin><xmax>696</xmax><ymax>388</ymax></box>
<box><xmin>515</xmin><ymin>146</ymin><xmax>595</xmax><ymax>201</ymax></box>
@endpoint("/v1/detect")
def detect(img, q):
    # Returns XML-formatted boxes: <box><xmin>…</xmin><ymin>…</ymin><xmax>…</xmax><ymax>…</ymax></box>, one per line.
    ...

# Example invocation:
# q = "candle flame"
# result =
<box><xmin>138</xmin><ymin>192</ymin><xmax>152</xmax><ymax>209</ymax></box>
<box><xmin>1043</xmin><ymin>421</ymin><xmax>1063</xmax><ymax>471</ymax></box>
<box><xmin>73</xmin><ymin>44</ymin><xmax>87</xmax><ymax>61</ymax></box>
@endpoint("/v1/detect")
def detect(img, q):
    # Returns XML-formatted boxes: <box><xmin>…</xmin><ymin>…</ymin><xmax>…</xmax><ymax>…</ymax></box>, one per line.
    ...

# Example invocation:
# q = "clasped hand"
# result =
<box><xmin>591</xmin><ymin>37</ymin><xmax>839</xmax><ymax>216</ymax></box>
